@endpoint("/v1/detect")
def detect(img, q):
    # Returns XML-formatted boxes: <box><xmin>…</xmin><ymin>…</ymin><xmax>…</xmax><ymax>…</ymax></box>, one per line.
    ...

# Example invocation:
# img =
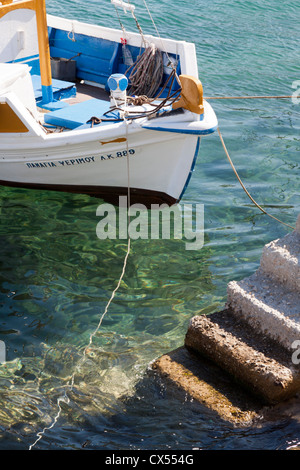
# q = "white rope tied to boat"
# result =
<box><xmin>29</xmin><ymin>120</ymin><xmax>132</xmax><ymax>451</ymax></box>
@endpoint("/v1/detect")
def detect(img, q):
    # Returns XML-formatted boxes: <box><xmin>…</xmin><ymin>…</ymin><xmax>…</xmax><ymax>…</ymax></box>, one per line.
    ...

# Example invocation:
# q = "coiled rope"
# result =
<box><xmin>113</xmin><ymin>0</ymin><xmax>181</xmax><ymax>99</ymax></box>
<box><xmin>217</xmin><ymin>127</ymin><xmax>295</xmax><ymax>231</ymax></box>
<box><xmin>126</xmin><ymin>43</ymin><xmax>164</xmax><ymax>97</ymax></box>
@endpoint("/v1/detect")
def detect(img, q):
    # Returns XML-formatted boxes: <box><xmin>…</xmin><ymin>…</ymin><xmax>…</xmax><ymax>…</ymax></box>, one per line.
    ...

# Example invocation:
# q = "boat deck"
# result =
<box><xmin>39</xmin><ymin>80</ymin><xmax>113</xmax><ymax>130</ymax></box>
<box><xmin>66</xmin><ymin>81</ymin><xmax>110</xmax><ymax>105</ymax></box>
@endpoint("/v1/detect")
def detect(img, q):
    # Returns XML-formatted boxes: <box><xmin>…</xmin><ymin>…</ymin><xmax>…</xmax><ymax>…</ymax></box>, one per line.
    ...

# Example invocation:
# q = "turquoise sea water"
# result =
<box><xmin>0</xmin><ymin>0</ymin><xmax>299</xmax><ymax>450</ymax></box>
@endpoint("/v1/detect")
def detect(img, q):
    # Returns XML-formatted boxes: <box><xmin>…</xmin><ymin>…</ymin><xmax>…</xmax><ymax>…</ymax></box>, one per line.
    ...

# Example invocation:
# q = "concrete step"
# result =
<box><xmin>226</xmin><ymin>270</ymin><xmax>300</xmax><ymax>351</ymax></box>
<box><xmin>151</xmin><ymin>345</ymin><xmax>262</xmax><ymax>424</ymax></box>
<box><xmin>185</xmin><ymin>309</ymin><xmax>300</xmax><ymax>405</ymax></box>
<box><xmin>152</xmin><ymin>216</ymin><xmax>300</xmax><ymax>416</ymax></box>
<box><xmin>259</xmin><ymin>230</ymin><xmax>300</xmax><ymax>292</ymax></box>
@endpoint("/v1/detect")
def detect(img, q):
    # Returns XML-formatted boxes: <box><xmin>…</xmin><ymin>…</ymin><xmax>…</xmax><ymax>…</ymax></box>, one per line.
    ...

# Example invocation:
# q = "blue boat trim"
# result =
<box><xmin>8</xmin><ymin>54</ymin><xmax>39</xmax><ymax>64</ymax></box>
<box><xmin>177</xmin><ymin>137</ymin><xmax>201</xmax><ymax>202</ymax></box>
<box><xmin>141</xmin><ymin>125</ymin><xmax>218</xmax><ymax>135</ymax></box>
<box><xmin>8</xmin><ymin>54</ymin><xmax>40</xmax><ymax>75</ymax></box>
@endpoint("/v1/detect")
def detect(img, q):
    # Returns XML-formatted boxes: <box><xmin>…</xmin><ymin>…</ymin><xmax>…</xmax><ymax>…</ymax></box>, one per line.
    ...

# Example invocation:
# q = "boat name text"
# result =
<box><xmin>25</xmin><ymin>149</ymin><xmax>135</xmax><ymax>169</ymax></box>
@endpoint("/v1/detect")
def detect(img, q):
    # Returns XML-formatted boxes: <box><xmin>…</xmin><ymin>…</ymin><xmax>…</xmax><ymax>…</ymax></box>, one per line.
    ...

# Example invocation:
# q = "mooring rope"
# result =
<box><xmin>29</xmin><ymin>120</ymin><xmax>132</xmax><ymax>450</ymax></box>
<box><xmin>217</xmin><ymin>127</ymin><xmax>295</xmax><ymax>231</ymax></box>
<box><xmin>205</xmin><ymin>95</ymin><xmax>293</xmax><ymax>100</ymax></box>
<box><xmin>126</xmin><ymin>0</ymin><xmax>147</xmax><ymax>47</ymax></box>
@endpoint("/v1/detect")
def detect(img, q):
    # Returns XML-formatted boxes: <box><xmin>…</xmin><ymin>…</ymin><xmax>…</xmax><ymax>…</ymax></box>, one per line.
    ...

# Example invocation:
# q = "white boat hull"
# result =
<box><xmin>0</xmin><ymin>120</ymin><xmax>204</xmax><ymax>205</ymax></box>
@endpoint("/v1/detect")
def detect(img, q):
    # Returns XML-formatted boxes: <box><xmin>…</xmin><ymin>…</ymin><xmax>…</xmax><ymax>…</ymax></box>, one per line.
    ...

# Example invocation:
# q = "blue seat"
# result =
<box><xmin>31</xmin><ymin>75</ymin><xmax>76</xmax><ymax>104</ymax></box>
<box><xmin>43</xmin><ymin>98</ymin><xmax>119</xmax><ymax>129</ymax></box>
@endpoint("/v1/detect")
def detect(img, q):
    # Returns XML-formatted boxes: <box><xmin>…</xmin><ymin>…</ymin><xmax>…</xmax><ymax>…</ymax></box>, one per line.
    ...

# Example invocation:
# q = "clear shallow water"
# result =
<box><xmin>0</xmin><ymin>0</ymin><xmax>299</xmax><ymax>450</ymax></box>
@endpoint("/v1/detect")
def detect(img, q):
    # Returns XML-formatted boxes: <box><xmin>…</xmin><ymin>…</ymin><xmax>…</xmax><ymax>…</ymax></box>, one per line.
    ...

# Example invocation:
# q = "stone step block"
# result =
<box><xmin>185</xmin><ymin>310</ymin><xmax>300</xmax><ymax>405</ymax></box>
<box><xmin>151</xmin><ymin>345</ymin><xmax>262</xmax><ymax>424</ymax></box>
<box><xmin>226</xmin><ymin>270</ymin><xmax>300</xmax><ymax>351</ymax></box>
<box><xmin>259</xmin><ymin>230</ymin><xmax>300</xmax><ymax>292</ymax></box>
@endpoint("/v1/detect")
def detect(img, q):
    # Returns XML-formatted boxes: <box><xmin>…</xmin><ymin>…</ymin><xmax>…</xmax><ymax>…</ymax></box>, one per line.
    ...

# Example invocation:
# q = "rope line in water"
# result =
<box><xmin>205</xmin><ymin>95</ymin><xmax>293</xmax><ymax>100</ymax></box>
<box><xmin>217</xmin><ymin>127</ymin><xmax>295</xmax><ymax>231</ymax></box>
<box><xmin>29</xmin><ymin>0</ymin><xmax>175</xmax><ymax>441</ymax></box>
<box><xmin>29</xmin><ymin>120</ymin><xmax>132</xmax><ymax>450</ymax></box>
<box><xmin>29</xmin><ymin>236</ymin><xmax>131</xmax><ymax>450</ymax></box>
<box><xmin>28</xmin><ymin>395</ymin><xmax>69</xmax><ymax>450</ymax></box>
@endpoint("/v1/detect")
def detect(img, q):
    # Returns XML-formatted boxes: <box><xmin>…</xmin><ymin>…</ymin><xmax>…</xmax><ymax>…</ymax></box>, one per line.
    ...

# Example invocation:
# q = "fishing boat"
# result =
<box><xmin>0</xmin><ymin>0</ymin><xmax>218</xmax><ymax>206</ymax></box>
